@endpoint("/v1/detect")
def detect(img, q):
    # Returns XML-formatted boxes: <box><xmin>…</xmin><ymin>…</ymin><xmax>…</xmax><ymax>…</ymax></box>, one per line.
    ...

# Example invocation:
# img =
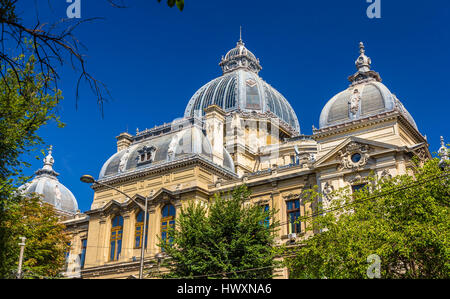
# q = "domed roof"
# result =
<box><xmin>184</xmin><ymin>35</ymin><xmax>300</xmax><ymax>134</ymax></box>
<box><xmin>99</xmin><ymin>124</ymin><xmax>235</xmax><ymax>179</ymax></box>
<box><xmin>319</xmin><ymin>42</ymin><xmax>417</xmax><ymax>130</ymax></box>
<box><xmin>20</xmin><ymin>146</ymin><xmax>78</xmax><ymax>215</ymax></box>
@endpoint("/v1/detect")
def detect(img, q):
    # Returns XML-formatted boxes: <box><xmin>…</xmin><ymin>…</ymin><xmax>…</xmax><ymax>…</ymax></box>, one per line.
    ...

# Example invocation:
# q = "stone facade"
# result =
<box><xmin>61</xmin><ymin>39</ymin><xmax>434</xmax><ymax>279</ymax></box>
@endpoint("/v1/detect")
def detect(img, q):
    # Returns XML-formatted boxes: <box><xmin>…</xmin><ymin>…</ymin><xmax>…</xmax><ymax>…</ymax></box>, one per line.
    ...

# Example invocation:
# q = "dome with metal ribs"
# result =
<box><xmin>99</xmin><ymin>124</ymin><xmax>235</xmax><ymax>179</ymax></box>
<box><xmin>184</xmin><ymin>37</ymin><xmax>300</xmax><ymax>134</ymax></box>
<box><xmin>319</xmin><ymin>42</ymin><xmax>417</xmax><ymax>130</ymax></box>
<box><xmin>19</xmin><ymin>146</ymin><xmax>79</xmax><ymax>215</ymax></box>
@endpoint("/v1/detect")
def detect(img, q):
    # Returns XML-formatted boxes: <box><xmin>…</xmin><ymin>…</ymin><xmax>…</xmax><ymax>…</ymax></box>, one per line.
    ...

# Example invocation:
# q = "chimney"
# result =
<box><xmin>116</xmin><ymin>132</ymin><xmax>133</xmax><ymax>152</ymax></box>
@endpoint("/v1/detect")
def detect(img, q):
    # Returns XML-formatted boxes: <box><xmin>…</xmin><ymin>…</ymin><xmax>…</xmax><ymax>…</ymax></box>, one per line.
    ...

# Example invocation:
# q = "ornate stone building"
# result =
<box><xmin>41</xmin><ymin>37</ymin><xmax>446</xmax><ymax>278</ymax></box>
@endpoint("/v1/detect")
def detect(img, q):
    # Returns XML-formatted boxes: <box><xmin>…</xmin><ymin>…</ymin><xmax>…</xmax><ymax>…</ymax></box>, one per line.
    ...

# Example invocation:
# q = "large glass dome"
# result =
<box><xmin>184</xmin><ymin>37</ymin><xmax>300</xmax><ymax>134</ymax></box>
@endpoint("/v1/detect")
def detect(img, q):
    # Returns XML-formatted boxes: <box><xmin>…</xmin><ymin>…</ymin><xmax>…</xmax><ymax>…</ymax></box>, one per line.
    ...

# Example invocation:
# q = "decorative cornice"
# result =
<box><xmin>313</xmin><ymin>110</ymin><xmax>426</xmax><ymax>143</ymax></box>
<box><xmin>95</xmin><ymin>154</ymin><xmax>238</xmax><ymax>189</ymax></box>
<box><xmin>86</xmin><ymin>186</ymin><xmax>211</xmax><ymax>215</ymax></box>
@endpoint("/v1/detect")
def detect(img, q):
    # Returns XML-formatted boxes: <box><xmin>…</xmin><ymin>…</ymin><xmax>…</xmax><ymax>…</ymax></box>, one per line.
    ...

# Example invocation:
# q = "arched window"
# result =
<box><xmin>161</xmin><ymin>204</ymin><xmax>176</xmax><ymax>247</ymax></box>
<box><xmin>135</xmin><ymin>210</ymin><xmax>149</xmax><ymax>249</ymax></box>
<box><xmin>110</xmin><ymin>215</ymin><xmax>123</xmax><ymax>261</ymax></box>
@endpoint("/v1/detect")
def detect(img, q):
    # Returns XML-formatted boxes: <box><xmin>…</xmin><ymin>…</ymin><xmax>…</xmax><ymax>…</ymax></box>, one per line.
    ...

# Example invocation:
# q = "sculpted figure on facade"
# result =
<box><xmin>349</xmin><ymin>88</ymin><xmax>361</xmax><ymax>116</ymax></box>
<box><xmin>119</xmin><ymin>148</ymin><xmax>130</xmax><ymax>173</ymax></box>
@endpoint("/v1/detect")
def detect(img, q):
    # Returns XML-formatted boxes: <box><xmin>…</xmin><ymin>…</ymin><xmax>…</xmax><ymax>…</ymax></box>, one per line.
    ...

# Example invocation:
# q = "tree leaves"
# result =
<box><xmin>157</xmin><ymin>0</ymin><xmax>184</xmax><ymax>11</ymax></box>
<box><xmin>284</xmin><ymin>159</ymin><xmax>450</xmax><ymax>279</ymax></box>
<box><xmin>0</xmin><ymin>194</ymin><xmax>70</xmax><ymax>278</ymax></box>
<box><xmin>0</xmin><ymin>50</ymin><xmax>65</xmax><ymax>278</ymax></box>
<box><xmin>156</xmin><ymin>185</ymin><xmax>280</xmax><ymax>279</ymax></box>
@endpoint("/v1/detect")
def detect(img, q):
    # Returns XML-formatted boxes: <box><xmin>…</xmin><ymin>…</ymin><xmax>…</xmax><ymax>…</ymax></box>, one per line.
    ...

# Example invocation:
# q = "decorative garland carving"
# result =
<box><xmin>338</xmin><ymin>142</ymin><xmax>370</xmax><ymax>170</ymax></box>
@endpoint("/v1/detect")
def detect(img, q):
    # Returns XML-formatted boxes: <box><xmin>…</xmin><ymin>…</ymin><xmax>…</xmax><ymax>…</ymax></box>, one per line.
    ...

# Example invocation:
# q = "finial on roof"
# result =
<box><xmin>359</xmin><ymin>41</ymin><xmax>365</xmax><ymax>55</ymax></box>
<box><xmin>43</xmin><ymin>145</ymin><xmax>54</xmax><ymax>170</ymax></box>
<box><xmin>348</xmin><ymin>41</ymin><xmax>382</xmax><ymax>85</ymax></box>
<box><xmin>237</xmin><ymin>25</ymin><xmax>244</xmax><ymax>46</ymax></box>
<box><xmin>35</xmin><ymin>145</ymin><xmax>59</xmax><ymax>178</ymax></box>
<box><xmin>356</xmin><ymin>41</ymin><xmax>371</xmax><ymax>72</ymax></box>
<box><xmin>438</xmin><ymin>136</ymin><xmax>449</xmax><ymax>169</ymax></box>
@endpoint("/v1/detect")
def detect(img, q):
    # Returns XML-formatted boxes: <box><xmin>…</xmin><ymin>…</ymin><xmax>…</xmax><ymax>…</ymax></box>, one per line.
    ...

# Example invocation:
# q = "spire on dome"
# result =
<box><xmin>219</xmin><ymin>29</ymin><xmax>262</xmax><ymax>75</ymax></box>
<box><xmin>35</xmin><ymin>145</ymin><xmax>59</xmax><ymax>178</ymax></box>
<box><xmin>438</xmin><ymin>136</ymin><xmax>448</xmax><ymax>169</ymax></box>
<box><xmin>348</xmin><ymin>41</ymin><xmax>382</xmax><ymax>85</ymax></box>
<box><xmin>356</xmin><ymin>42</ymin><xmax>371</xmax><ymax>72</ymax></box>
<box><xmin>239</xmin><ymin>25</ymin><xmax>243</xmax><ymax>43</ymax></box>
<box><xmin>43</xmin><ymin>145</ymin><xmax>55</xmax><ymax>170</ymax></box>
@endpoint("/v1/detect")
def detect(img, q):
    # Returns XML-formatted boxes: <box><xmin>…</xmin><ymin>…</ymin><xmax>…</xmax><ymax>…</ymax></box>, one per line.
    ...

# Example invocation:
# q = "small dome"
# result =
<box><xmin>99</xmin><ymin>125</ymin><xmax>235</xmax><ymax>179</ymax></box>
<box><xmin>319</xmin><ymin>42</ymin><xmax>417</xmax><ymax>130</ymax></box>
<box><xmin>219</xmin><ymin>38</ymin><xmax>261</xmax><ymax>75</ymax></box>
<box><xmin>20</xmin><ymin>146</ymin><xmax>78</xmax><ymax>215</ymax></box>
<box><xmin>185</xmin><ymin>36</ymin><xmax>300</xmax><ymax>134</ymax></box>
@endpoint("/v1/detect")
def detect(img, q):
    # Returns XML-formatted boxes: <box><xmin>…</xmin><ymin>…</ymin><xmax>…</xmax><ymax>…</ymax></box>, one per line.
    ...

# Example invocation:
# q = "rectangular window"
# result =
<box><xmin>80</xmin><ymin>239</ymin><xmax>87</xmax><ymax>269</ymax></box>
<box><xmin>262</xmin><ymin>204</ymin><xmax>270</xmax><ymax>228</ymax></box>
<box><xmin>286</xmin><ymin>199</ymin><xmax>301</xmax><ymax>234</ymax></box>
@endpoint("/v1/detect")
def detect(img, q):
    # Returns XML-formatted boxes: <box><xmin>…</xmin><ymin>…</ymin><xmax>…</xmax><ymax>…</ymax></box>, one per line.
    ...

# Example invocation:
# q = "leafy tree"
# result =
<box><xmin>156</xmin><ymin>185</ymin><xmax>280</xmax><ymax>279</ymax></box>
<box><xmin>283</xmin><ymin>159</ymin><xmax>450</xmax><ymax>279</ymax></box>
<box><xmin>0</xmin><ymin>194</ymin><xmax>71</xmax><ymax>279</ymax></box>
<box><xmin>0</xmin><ymin>50</ymin><xmax>64</xmax><ymax>278</ymax></box>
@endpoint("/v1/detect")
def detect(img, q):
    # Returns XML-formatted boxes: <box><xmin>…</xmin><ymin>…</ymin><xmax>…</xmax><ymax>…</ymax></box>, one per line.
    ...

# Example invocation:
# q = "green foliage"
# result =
<box><xmin>156</xmin><ymin>185</ymin><xmax>280</xmax><ymax>278</ymax></box>
<box><xmin>284</xmin><ymin>159</ymin><xmax>450</xmax><ymax>279</ymax></box>
<box><xmin>0</xmin><ymin>50</ymin><xmax>65</xmax><ymax>278</ymax></box>
<box><xmin>157</xmin><ymin>0</ymin><xmax>184</xmax><ymax>11</ymax></box>
<box><xmin>0</xmin><ymin>51</ymin><xmax>64</xmax><ymax>188</ymax></box>
<box><xmin>0</xmin><ymin>194</ymin><xmax>71</xmax><ymax>279</ymax></box>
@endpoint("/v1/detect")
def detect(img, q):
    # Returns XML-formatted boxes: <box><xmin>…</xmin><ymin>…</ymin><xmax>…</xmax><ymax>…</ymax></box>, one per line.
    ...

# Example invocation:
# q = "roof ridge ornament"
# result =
<box><xmin>348</xmin><ymin>41</ymin><xmax>382</xmax><ymax>86</ymax></box>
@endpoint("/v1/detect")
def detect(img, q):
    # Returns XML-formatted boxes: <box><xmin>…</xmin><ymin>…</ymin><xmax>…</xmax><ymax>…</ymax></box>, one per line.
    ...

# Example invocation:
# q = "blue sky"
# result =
<box><xmin>17</xmin><ymin>0</ymin><xmax>450</xmax><ymax>212</ymax></box>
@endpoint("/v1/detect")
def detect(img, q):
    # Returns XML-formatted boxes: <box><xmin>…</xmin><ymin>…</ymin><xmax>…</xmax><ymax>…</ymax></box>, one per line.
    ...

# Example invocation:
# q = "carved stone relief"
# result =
<box><xmin>338</xmin><ymin>142</ymin><xmax>371</xmax><ymax>170</ymax></box>
<box><xmin>322</xmin><ymin>182</ymin><xmax>334</xmax><ymax>201</ymax></box>
<box><xmin>349</xmin><ymin>88</ymin><xmax>361</xmax><ymax>116</ymax></box>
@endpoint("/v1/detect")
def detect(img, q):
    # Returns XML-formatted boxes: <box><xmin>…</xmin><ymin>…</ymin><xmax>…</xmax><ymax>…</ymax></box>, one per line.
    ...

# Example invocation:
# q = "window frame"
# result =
<box><xmin>160</xmin><ymin>204</ymin><xmax>176</xmax><ymax>248</ymax></box>
<box><xmin>109</xmin><ymin>215</ymin><xmax>123</xmax><ymax>262</ymax></box>
<box><xmin>80</xmin><ymin>238</ymin><xmax>87</xmax><ymax>269</ymax></box>
<box><xmin>286</xmin><ymin>199</ymin><xmax>301</xmax><ymax>235</ymax></box>
<box><xmin>134</xmin><ymin>210</ymin><xmax>149</xmax><ymax>249</ymax></box>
